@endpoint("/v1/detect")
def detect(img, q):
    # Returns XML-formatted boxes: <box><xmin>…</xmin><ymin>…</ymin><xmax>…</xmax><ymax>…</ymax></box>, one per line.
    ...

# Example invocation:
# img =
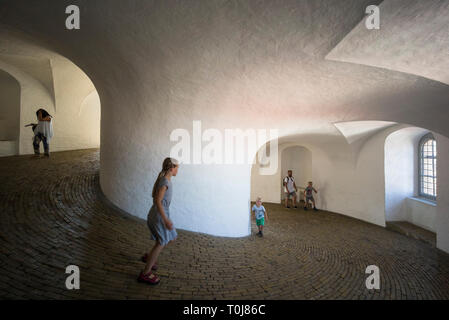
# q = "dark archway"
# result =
<box><xmin>0</xmin><ymin>69</ymin><xmax>20</xmax><ymax>156</ymax></box>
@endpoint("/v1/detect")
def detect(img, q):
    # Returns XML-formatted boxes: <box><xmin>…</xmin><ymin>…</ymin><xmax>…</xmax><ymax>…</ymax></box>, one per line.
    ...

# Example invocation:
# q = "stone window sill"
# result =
<box><xmin>408</xmin><ymin>197</ymin><xmax>436</xmax><ymax>206</ymax></box>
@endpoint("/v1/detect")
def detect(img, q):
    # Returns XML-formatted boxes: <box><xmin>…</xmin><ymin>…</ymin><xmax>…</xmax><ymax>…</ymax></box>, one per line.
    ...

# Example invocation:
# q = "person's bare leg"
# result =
<box><xmin>144</xmin><ymin>243</ymin><xmax>159</xmax><ymax>265</ymax></box>
<box><xmin>143</xmin><ymin>241</ymin><xmax>164</xmax><ymax>274</ymax></box>
<box><xmin>293</xmin><ymin>195</ymin><xmax>297</xmax><ymax>207</ymax></box>
<box><xmin>284</xmin><ymin>196</ymin><xmax>288</xmax><ymax>207</ymax></box>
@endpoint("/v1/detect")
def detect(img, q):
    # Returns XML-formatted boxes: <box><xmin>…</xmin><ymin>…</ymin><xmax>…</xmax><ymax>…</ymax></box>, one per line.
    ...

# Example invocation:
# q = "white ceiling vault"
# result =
<box><xmin>0</xmin><ymin>54</ymin><xmax>56</xmax><ymax>106</ymax></box>
<box><xmin>326</xmin><ymin>0</ymin><xmax>449</xmax><ymax>86</ymax></box>
<box><xmin>0</xmin><ymin>0</ymin><xmax>447</xmax><ymax>138</ymax></box>
<box><xmin>333</xmin><ymin>121</ymin><xmax>397</xmax><ymax>144</ymax></box>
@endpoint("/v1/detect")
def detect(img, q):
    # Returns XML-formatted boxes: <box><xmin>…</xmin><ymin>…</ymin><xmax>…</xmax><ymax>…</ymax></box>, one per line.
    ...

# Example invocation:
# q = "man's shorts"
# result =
<box><xmin>285</xmin><ymin>191</ymin><xmax>296</xmax><ymax>199</ymax></box>
<box><xmin>256</xmin><ymin>218</ymin><xmax>265</xmax><ymax>226</ymax></box>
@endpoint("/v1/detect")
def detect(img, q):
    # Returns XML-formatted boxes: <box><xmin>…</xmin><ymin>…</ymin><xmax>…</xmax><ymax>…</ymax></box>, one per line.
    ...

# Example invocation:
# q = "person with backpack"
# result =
<box><xmin>283</xmin><ymin>170</ymin><xmax>298</xmax><ymax>208</ymax></box>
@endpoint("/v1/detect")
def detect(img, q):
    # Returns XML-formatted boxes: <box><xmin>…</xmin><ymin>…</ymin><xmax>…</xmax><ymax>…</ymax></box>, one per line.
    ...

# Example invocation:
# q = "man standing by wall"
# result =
<box><xmin>283</xmin><ymin>170</ymin><xmax>298</xmax><ymax>208</ymax></box>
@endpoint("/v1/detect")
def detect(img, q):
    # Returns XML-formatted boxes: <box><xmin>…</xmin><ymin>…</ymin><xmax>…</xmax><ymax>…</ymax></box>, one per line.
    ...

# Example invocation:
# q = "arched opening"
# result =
<box><xmin>251</xmin><ymin>143</ymin><xmax>312</xmax><ymax>205</ymax></box>
<box><xmin>0</xmin><ymin>33</ymin><xmax>101</xmax><ymax>156</ymax></box>
<box><xmin>385</xmin><ymin>127</ymin><xmax>437</xmax><ymax>232</ymax></box>
<box><xmin>280</xmin><ymin>146</ymin><xmax>312</xmax><ymax>204</ymax></box>
<box><xmin>0</xmin><ymin>69</ymin><xmax>20</xmax><ymax>156</ymax></box>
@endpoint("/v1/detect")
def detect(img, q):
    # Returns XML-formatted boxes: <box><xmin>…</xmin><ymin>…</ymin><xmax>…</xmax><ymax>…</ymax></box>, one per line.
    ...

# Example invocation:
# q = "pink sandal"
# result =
<box><xmin>141</xmin><ymin>254</ymin><xmax>158</xmax><ymax>270</ymax></box>
<box><xmin>137</xmin><ymin>271</ymin><xmax>160</xmax><ymax>285</ymax></box>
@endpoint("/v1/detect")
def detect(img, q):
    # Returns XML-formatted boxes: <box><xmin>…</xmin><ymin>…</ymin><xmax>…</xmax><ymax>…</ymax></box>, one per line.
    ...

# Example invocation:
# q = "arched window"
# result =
<box><xmin>419</xmin><ymin>133</ymin><xmax>437</xmax><ymax>200</ymax></box>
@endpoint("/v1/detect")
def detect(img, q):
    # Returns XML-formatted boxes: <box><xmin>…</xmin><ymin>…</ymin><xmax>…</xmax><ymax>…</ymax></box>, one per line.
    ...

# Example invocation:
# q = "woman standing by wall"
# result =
<box><xmin>32</xmin><ymin>108</ymin><xmax>53</xmax><ymax>157</ymax></box>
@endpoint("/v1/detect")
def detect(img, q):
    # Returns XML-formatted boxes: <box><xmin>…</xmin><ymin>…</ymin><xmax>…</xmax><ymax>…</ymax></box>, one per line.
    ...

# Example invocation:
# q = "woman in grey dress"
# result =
<box><xmin>138</xmin><ymin>157</ymin><xmax>179</xmax><ymax>285</ymax></box>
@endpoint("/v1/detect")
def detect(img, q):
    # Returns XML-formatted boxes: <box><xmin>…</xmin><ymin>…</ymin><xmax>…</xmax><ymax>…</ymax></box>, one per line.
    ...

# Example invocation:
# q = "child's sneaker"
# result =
<box><xmin>313</xmin><ymin>207</ymin><xmax>318</xmax><ymax>211</ymax></box>
<box><xmin>304</xmin><ymin>207</ymin><xmax>308</xmax><ymax>211</ymax></box>
<box><xmin>137</xmin><ymin>271</ymin><xmax>160</xmax><ymax>285</ymax></box>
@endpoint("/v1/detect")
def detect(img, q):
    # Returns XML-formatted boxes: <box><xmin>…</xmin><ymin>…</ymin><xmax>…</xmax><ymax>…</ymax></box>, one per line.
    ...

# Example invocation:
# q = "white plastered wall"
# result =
<box><xmin>435</xmin><ymin>134</ymin><xmax>449</xmax><ymax>253</ymax></box>
<box><xmin>48</xmin><ymin>57</ymin><xmax>100</xmax><ymax>152</ymax></box>
<box><xmin>385</xmin><ymin>128</ymin><xmax>420</xmax><ymax>221</ymax></box>
<box><xmin>0</xmin><ymin>69</ymin><xmax>20</xmax><ymax>156</ymax></box>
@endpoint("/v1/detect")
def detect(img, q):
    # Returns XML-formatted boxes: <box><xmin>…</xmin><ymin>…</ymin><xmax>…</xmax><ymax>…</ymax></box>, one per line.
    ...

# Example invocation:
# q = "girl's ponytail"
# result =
<box><xmin>151</xmin><ymin>157</ymin><xmax>179</xmax><ymax>198</ymax></box>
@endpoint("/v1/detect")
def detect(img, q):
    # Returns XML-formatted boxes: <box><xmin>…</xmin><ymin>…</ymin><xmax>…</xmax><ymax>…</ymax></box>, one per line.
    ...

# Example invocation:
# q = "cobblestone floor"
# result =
<box><xmin>1</xmin><ymin>149</ymin><xmax>449</xmax><ymax>299</ymax></box>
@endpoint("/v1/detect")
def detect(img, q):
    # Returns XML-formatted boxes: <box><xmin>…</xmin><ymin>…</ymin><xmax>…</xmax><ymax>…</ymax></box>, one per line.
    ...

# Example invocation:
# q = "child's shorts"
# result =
<box><xmin>256</xmin><ymin>218</ymin><xmax>265</xmax><ymax>226</ymax></box>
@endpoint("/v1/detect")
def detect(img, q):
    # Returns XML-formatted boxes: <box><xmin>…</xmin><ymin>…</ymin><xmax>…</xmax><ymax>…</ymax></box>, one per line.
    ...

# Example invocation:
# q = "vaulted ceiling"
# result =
<box><xmin>0</xmin><ymin>0</ymin><xmax>448</xmax><ymax>139</ymax></box>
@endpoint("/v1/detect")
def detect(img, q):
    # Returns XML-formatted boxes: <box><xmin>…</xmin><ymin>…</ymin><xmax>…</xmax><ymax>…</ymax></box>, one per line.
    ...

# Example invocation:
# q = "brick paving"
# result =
<box><xmin>1</xmin><ymin>149</ymin><xmax>449</xmax><ymax>300</ymax></box>
<box><xmin>386</xmin><ymin>221</ymin><xmax>436</xmax><ymax>248</ymax></box>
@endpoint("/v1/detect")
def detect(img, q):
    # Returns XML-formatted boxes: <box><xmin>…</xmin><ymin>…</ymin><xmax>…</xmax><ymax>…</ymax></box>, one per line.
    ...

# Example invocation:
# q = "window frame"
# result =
<box><xmin>418</xmin><ymin>133</ymin><xmax>437</xmax><ymax>201</ymax></box>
